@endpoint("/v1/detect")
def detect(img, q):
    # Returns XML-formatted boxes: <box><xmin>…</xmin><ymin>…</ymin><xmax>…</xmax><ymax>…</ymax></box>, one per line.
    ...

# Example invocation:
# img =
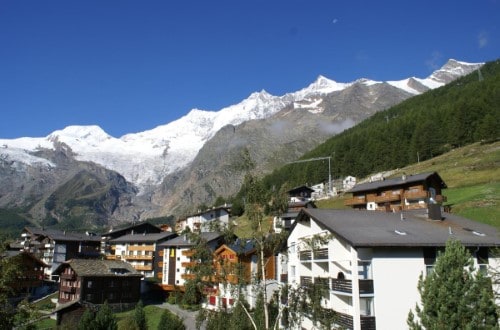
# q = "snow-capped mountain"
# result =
<box><xmin>0</xmin><ymin>59</ymin><xmax>486</xmax><ymax>225</ymax></box>
<box><xmin>0</xmin><ymin>59</ymin><xmax>482</xmax><ymax>193</ymax></box>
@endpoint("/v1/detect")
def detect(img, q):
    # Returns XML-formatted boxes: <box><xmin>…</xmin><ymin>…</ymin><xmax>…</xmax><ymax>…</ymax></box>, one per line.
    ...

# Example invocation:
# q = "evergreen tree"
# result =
<box><xmin>157</xmin><ymin>310</ymin><xmax>185</xmax><ymax>330</ymax></box>
<box><xmin>133</xmin><ymin>300</ymin><xmax>147</xmax><ymax>330</ymax></box>
<box><xmin>78</xmin><ymin>308</ymin><xmax>96</xmax><ymax>330</ymax></box>
<box><xmin>407</xmin><ymin>239</ymin><xmax>497</xmax><ymax>329</ymax></box>
<box><xmin>94</xmin><ymin>301</ymin><xmax>118</xmax><ymax>330</ymax></box>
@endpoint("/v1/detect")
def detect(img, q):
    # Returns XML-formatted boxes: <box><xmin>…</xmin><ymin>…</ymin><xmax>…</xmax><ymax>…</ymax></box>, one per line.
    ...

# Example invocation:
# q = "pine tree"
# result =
<box><xmin>78</xmin><ymin>308</ymin><xmax>96</xmax><ymax>330</ymax></box>
<box><xmin>407</xmin><ymin>239</ymin><xmax>498</xmax><ymax>329</ymax></box>
<box><xmin>94</xmin><ymin>301</ymin><xmax>118</xmax><ymax>330</ymax></box>
<box><xmin>133</xmin><ymin>300</ymin><xmax>147</xmax><ymax>330</ymax></box>
<box><xmin>157</xmin><ymin>310</ymin><xmax>185</xmax><ymax>330</ymax></box>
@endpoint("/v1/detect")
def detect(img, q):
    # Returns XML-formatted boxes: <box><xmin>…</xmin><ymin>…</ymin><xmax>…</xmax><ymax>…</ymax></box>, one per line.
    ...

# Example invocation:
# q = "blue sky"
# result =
<box><xmin>1</xmin><ymin>0</ymin><xmax>498</xmax><ymax>139</ymax></box>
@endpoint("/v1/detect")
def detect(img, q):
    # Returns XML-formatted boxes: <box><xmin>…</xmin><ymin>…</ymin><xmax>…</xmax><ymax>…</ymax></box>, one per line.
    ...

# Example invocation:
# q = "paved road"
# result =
<box><xmin>155</xmin><ymin>302</ymin><xmax>206</xmax><ymax>330</ymax></box>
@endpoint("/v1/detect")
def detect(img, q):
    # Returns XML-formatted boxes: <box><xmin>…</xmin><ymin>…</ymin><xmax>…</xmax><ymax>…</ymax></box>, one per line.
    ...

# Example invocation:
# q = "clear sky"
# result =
<box><xmin>1</xmin><ymin>0</ymin><xmax>498</xmax><ymax>139</ymax></box>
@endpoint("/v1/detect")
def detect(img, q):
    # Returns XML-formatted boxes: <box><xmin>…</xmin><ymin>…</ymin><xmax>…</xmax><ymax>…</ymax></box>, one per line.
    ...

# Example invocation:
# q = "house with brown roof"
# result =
<box><xmin>100</xmin><ymin>222</ymin><xmax>162</xmax><ymax>255</ymax></box>
<box><xmin>344</xmin><ymin>172</ymin><xmax>447</xmax><ymax>212</ymax></box>
<box><xmin>20</xmin><ymin>227</ymin><xmax>101</xmax><ymax>281</ymax></box>
<box><xmin>286</xmin><ymin>207</ymin><xmax>500</xmax><ymax>330</ymax></box>
<box><xmin>53</xmin><ymin>259</ymin><xmax>142</xmax><ymax>325</ymax></box>
<box><xmin>108</xmin><ymin>231</ymin><xmax>177</xmax><ymax>278</ymax></box>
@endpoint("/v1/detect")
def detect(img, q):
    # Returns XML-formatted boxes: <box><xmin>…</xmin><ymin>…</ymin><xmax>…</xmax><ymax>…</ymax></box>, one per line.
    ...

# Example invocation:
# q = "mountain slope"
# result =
<box><xmin>0</xmin><ymin>59</ymin><xmax>485</xmax><ymax>222</ymax></box>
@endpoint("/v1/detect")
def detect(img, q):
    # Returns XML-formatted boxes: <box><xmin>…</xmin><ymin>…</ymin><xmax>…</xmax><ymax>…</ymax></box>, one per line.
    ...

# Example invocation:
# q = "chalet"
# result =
<box><xmin>288</xmin><ymin>185</ymin><xmax>315</xmax><ymax>202</ymax></box>
<box><xmin>343</xmin><ymin>176</ymin><xmax>357</xmax><ymax>191</ymax></box>
<box><xmin>286</xmin><ymin>207</ymin><xmax>500</xmax><ymax>330</ymax></box>
<box><xmin>108</xmin><ymin>232</ymin><xmax>177</xmax><ymax>278</ymax></box>
<box><xmin>20</xmin><ymin>227</ymin><xmax>101</xmax><ymax>281</ymax></box>
<box><xmin>177</xmin><ymin>206</ymin><xmax>231</xmax><ymax>233</ymax></box>
<box><xmin>53</xmin><ymin>259</ymin><xmax>142</xmax><ymax>325</ymax></box>
<box><xmin>273</xmin><ymin>200</ymin><xmax>316</xmax><ymax>233</ymax></box>
<box><xmin>344</xmin><ymin>172</ymin><xmax>447</xmax><ymax>212</ymax></box>
<box><xmin>205</xmin><ymin>238</ymin><xmax>278</xmax><ymax>311</ymax></box>
<box><xmin>158</xmin><ymin>232</ymin><xmax>225</xmax><ymax>292</ymax></box>
<box><xmin>100</xmin><ymin>222</ymin><xmax>162</xmax><ymax>255</ymax></box>
<box><xmin>0</xmin><ymin>251</ymin><xmax>47</xmax><ymax>297</ymax></box>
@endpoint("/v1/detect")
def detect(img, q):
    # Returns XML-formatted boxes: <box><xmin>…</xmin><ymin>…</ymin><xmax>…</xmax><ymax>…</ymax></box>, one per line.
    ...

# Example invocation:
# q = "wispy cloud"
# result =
<box><xmin>425</xmin><ymin>51</ymin><xmax>443</xmax><ymax>71</ymax></box>
<box><xmin>478</xmin><ymin>31</ymin><xmax>489</xmax><ymax>48</ymax></box>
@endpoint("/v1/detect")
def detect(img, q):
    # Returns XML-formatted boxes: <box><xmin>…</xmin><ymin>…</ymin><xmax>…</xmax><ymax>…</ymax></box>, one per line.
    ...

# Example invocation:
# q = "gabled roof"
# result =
<box><xmin>216</xmin><ymin>238</ymin><xmax>256</xmax><ymax>256</ymax></box>
<box><xmin>53</xmin><ymin>259</ymin><xmax>142</xmax><ymax>277</ymax></box>
<box><xmin>23</xmin><ymin>227</ymin><xmax>101</xmax><ymax>242</ymax></box>
<box><xmin>101</xmin><ymin>222</ymin><xmax>161</xmax><ymax>238</ymax></box>
<box><xmin>0</xmin><ymin>250</ymin><xmax>47</xmax><ymax>267</ymax></box>
<box><xmin>186</xmin><ymin>206</ymin><xmax>231</xmax><ymax>218</ymax></box>
<box><xmin>294</xmin><ymin>208</ymin><xmax>500</xmax><ymax>248</ymax></box>
<box><xmin>347</xmin><ymin>172</ymin><xmax>447</xmax><ymax>193</ymax></box>
<box><xmin>288</xmin><ymin>185</ymin><xmax>315</xmax><ymax>194</ymax></box>
<box><xmin>110</xmin><ymin>231</ymin><xmax>176</xmax><ymax>244</ymax></box>
<box><xmin>158</xmin><ymin>232</ymin><xmax>224</xmax><ymax>248</ymax></box>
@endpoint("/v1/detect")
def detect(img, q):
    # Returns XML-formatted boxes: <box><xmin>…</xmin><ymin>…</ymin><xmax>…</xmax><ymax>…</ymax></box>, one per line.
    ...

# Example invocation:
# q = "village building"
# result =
<box><xmin>286</xmin><ymin>207</ymin><xmax>500</xmax><ymax>330</ymax></box>
<box><xmin>108</xmin><ymin>231</ymin><xmax>177</xmax><ymax>278</ymax></box>
<box><xmin>344</xmin><ymin>172</ymin><xmax>447</xmax><ymax>212</ymax></box>
<box><xmin>175</xmin><ymin>206</ymin><xmax>231</xmax><ymax>233</ymax></box>
<box><xmin>53</xmin><ymin>259</ymin><xmax>142</xmax><ymax>326</ymax></box>
<box><xmin>158</xmin><ymin>232</ymin><xmax>225</xmax><ymax>292</ymax></box>
<box><xmin>100</xmin><ymin>222</ymin><xmax>162</xmax><ymax>255</ymax></box>
<box><xmin>0</xmin><ymin>250</ymin><xmax>47</xmax><ymax>298</ymax></box>
<box><xmin>19</xmin><ymin>227</ymin><xmax>101</xmax><ymax>281</ymax></box>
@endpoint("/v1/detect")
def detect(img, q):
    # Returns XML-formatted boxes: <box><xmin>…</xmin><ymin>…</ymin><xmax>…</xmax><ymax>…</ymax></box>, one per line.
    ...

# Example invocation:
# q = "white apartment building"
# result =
<box><xmin>286</xmin><ymin>208</ymin><xmax>500</xmax><ymax>330</ymax></box>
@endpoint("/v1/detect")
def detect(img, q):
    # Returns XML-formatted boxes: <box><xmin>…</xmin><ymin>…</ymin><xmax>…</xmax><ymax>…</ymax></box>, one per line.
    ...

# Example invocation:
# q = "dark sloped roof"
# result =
<box><xmin>54</xmin><ymin>259</ymin><xmax>142</xmax><ymax>277</ymax></box>
<box><xmin>295</xmin><ymin>208</ymin><xmax>500</xmax><ymax>248</ymax></box>
<box><xmin>158</xmin><ymin>232</ymin><xmax>223</xmax><ymax>247</ymax></box>
<box><xmin>24</xmin><ymin>227</ymin><xmax>101</xmax><ymax>242</ymax></box>
<box><xmin>227</xmin><ymin>238</ymin><xmax>256</xmax><ymax>255</ymax></box>
<box><xmin>110</xmin><ymin>231</ymin><xmax>176</xmax><ymax>244</ymax></box>
<box><xmin>101</xmin><ymin>222</ymin><xmax>161</xmax><ymax>237</ymax></box>
<box><xmin>347</xmin><ymin>172</ymin><xmax>447</xmax><ymax>193</ymax></box>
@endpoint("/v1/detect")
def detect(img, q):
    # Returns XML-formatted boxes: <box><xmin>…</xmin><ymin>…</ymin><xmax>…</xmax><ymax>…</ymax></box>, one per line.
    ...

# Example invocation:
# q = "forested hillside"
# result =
<box><xmin>252</xmin><ymin>59</ymin><xmax>500</xmax><ymax>193</ymax></box>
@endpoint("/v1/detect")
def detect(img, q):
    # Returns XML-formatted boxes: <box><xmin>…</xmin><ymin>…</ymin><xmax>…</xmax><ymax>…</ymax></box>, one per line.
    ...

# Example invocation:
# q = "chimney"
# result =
<box><xmin>427</xmin><ymin>204</ymin><xmax>442</xmax><ymax>221</ymax></box>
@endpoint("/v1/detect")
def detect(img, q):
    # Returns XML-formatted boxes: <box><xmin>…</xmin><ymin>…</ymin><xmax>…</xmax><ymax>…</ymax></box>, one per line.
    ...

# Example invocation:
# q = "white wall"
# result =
<box><xmin>372</xmin><ymin>247</ymin><xmax>424</xmax><ymax>330</ymax></box>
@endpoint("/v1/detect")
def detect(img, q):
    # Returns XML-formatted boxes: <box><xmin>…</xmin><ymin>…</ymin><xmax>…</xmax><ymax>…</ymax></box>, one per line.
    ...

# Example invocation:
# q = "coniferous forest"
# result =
<box><xmin>249</xmin><ymin>59</ymin><xmax>500</xmax><ymax>195</ymax></box>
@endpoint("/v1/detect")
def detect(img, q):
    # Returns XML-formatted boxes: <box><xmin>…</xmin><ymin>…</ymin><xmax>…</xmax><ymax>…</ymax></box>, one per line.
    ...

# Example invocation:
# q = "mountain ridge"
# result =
<box><xmin>0</xmin><ymin>59</ymin><xmax>484</xmax><ymax>224</ymax></box>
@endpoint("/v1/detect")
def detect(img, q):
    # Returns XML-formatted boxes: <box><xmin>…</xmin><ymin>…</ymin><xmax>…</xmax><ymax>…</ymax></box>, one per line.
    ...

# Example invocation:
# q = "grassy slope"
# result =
<box><xmin>316</xmin><ymin>140</ymin><xmax>500</xmax><ymax>228</ymax></box>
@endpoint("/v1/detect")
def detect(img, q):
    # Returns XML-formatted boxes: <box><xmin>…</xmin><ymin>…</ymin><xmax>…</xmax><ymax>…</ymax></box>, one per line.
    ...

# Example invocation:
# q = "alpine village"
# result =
<box><xmin>1</xmin><ymin>59</ymin><xmax>500</xmax><ymax>330</ymax></box>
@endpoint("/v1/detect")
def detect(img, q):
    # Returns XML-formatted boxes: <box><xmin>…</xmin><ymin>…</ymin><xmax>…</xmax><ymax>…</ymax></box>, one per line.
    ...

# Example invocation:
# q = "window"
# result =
<box><xmin>290</xmin><ymin>266</ymin><xmax>296</xmax><ymax>279</ymax></box>
<box><xmin>87</xmin><ymin>281</ymin><xmax>93</xmax><ymax>289</ymax></box>
<box><xmin>86</xmin><ymin>294</ymin><xmax>93</xmax><ymax>301</ymax></box>
<box><xmin>360</xmin><ymin>297</ymin><xmax>374</xmax><ymax>316</ymax></box>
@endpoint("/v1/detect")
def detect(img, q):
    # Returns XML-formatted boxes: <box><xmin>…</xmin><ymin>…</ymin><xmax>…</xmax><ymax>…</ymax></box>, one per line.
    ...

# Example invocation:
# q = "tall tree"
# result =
<box><xmin>93</xmin><ymin>301</ymin><xmax>118</xmax><ymax>330</ymax></box>
<box><xmin>133</xmin><ymin>300</ymin><xmax>147</xmax><ymax>330</ymax></box>
<box><xmin>407</xmin><ymin>239</ymin><xmax>497</xmax><ymax>329</ymax></box>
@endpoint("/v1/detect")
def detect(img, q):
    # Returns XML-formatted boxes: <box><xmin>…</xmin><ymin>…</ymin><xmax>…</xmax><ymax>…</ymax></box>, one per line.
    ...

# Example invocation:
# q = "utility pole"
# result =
<box><xmin>288</xmin><ymin>156</ymin><xmax>333</xmax><ymax>195</ymax></box>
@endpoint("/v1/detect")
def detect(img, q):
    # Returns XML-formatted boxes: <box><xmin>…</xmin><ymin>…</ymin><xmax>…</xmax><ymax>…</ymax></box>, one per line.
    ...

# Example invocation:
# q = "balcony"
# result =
<box><xmin>300</xmin><ymin>276</ymin><xmax>312</xmax><ymax>287</ymax></box>
<box><xmin>314</xmin><ymin>248</ymin><xmax>329</xmax><ymax>260</ymax></box>
<box><xmin>335</xmin><ymin>312</ymin><xmax>376</xmax><ymax>330</ymax></box>
<box><xmin>181</xmin><ymin>273</ymin><xmax>196</xmax><ymax>280</ymax></box>
<box><xmin>344</xmin><ymin>196</ymin><xmax>366</xmax><ymax>206</ymax></box>
<box><xmin>134</xmin><ymin>265</ymin><xmax>153</xmax><ymax>271</ymax></box>
<box><xmin>60</xmin><ymin>285</ymin><xmax>76</xmax><ymax>294</ymax></box>
<box><xmin>128</xmin><ymin>245</ymin><xmax>155</xmax><ymax>251</ymax></box>
<box><xmin>181</xmin><ymin>261</ymin><xmax>197</xmax><ymax>268</ymax></box>
<box><xmin>404</xmin><ymin>190</ymin><xmax>428</xmax><ymax>200</ymax></box>
<box><xmin>331</xmin><ymin>278</ymin><xmax>374</xmax><ymax>295</ymax></box>
<box><xmin>280</xmin><ymin>273</ymin><xmax>288</xmax><ymax>283</ymax></box>
<box><xmin>299</xmin><ymin>250</ymin><xmax>312</xmax><ymax>261</ymax></box>
<box><xmin>123</xmin><ymin>255</ymin><xmax>153</xmax><ymax>261</ymax></box>
<box><xmin>182</xmin><ymin>250</ymin><xmax>194</xmax><ymax>257</ymax></box>
<box><xmin>60</xmin><ymin>273</ymin><xmax>76</xmax><ymax>280</ymax></box>
<box><xmin>374</xmin><ymin>193</ymin><xmax>401</xmax><ymax>203</ymax></box>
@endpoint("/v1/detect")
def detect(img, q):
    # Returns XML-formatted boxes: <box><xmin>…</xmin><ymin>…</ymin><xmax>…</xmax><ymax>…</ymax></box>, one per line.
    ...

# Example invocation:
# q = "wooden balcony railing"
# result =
<box><xmin>331</xmin><ymin>278</ymin><xmax>374</xmax><ymax>294</ymax></box>
<box><xmin>128</xmin><ymin>245</ymin><xmax>155</xmax><ymax>251</ymax></box>
<box><xmin>344</xmin><ymin>196</ymin><xmax>366</xmax><ymax>206</ymax></box>
<box><xmin>300</xmin><ymin>276</ymin><xmax>312</xmax><ymax>287</ymax></box>
<box><xmin>374</xmin><ymin>193</ymin><xmax>401</xmax><ymax>203</ymax></box>
<box><xmin>123</xmin><ymin>255</ymin><xmax>153</xmax><ymax>261</ymax></box>
<box><xmin>299</xmin><ymin>250</ymin><xmax>312</xmax><ymax>261</ymax></box>
<box><xmin>134</xmin><ymin>265</ymin><xmax>153</xmax><ymax>271</ymax></box>
<box><xmin>181</xmin><ymin>261</ymin><xmax>197</xmax><ymax>268</ymax></box>
<box><xmin>182</xmin><ymin>250</ymin><xmax>194</xmax><ymax>257</ymax></box>
<box><xmin>404</xmin><ymin>190</ymin><xmax>428</xmax><ymax>200</ymax></box>
<box><xmin>334</xmin><ymin>312</ymin><xmax>376</xmax><ymax>330</ymax></box>
<box><xmin>60</xmin><ymin>273</ymin><xmax>76</xmax><ymax>280</ymax></box>
<box><xmin>181</xmin><ymin>273</ymin><xmax>195</xmax><ymax>280</ymax></box>
<box><xmin>60</xmin><ymin>285</ymin><xmax>76</xmax><ymax>294</ymax></box>
<box><xmin>314</xmin><ymin>248</ymin><xmax>329</xmax><ymax>260</ymax></box>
